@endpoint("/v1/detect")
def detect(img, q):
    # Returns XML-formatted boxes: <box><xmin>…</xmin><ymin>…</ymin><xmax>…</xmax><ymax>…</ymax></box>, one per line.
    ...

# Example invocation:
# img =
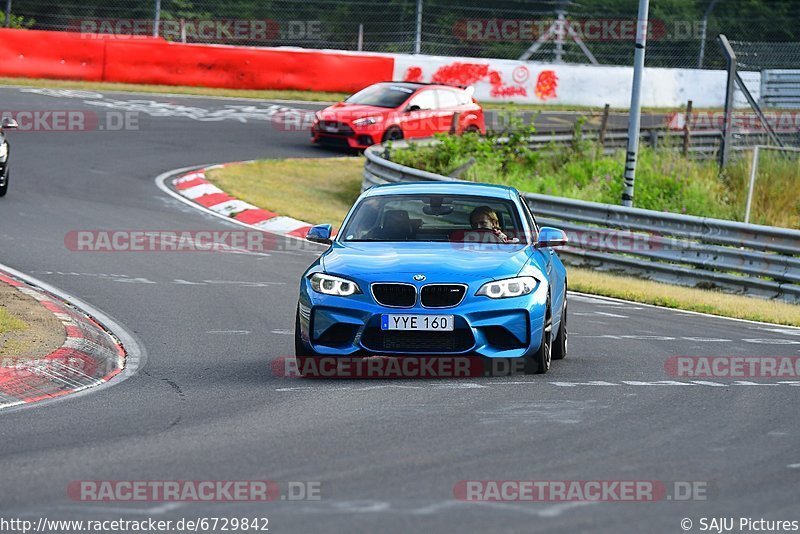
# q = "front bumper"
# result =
<box><xmin>298</xmin><ymin>277</ymin><xmax>547</xmax><ymax>359</ymax></box>
<box><xmin>310</xmin><ymin>121</ymin><xmax>379</xmax><ymax>149</ymax></box>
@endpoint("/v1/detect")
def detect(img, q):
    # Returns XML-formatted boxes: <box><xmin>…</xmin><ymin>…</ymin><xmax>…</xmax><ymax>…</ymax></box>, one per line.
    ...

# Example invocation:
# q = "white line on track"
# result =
<box><xmin>569</xmin><ymin>292</ymin><xmax>800</xmax><ymax>330</ymax></box>
<box><xmin>0</xmin><ymin>262</ymin><xmax>146</xmax><ymax>414</ymax></box>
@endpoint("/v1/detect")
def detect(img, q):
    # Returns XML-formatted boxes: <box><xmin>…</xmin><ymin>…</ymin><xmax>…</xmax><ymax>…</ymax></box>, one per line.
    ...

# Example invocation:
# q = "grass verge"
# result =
<box><xmin>206</xmin><ymin>157</ymin><xmax>800</xmax><ymax>326</ymax></box>
<box><xmin>0</xmin><ymin>307</ymin><xmax>27</xmax><ymax>335</ymax></box>
<box><xmin>205</xmin><ymin>157</ymin><xmax>364</xmax><ymax>227</ymax></box>
<box><xmin>569</xmin><ymin>269</ymin><xmax>800</xmax><ymax>327</ymax></box>
<box><xmin>0</xmin><ymin>281</ymin><xmax>66</xmax><ymax>360</ymax></box>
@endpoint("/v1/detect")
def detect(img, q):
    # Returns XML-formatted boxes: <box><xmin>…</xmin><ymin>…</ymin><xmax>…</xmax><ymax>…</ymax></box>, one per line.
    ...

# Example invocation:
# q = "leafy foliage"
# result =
<box><xmin>391</xmin><ymin>125</ymin><xmax>800</xmax><ymax>229</ymax></box>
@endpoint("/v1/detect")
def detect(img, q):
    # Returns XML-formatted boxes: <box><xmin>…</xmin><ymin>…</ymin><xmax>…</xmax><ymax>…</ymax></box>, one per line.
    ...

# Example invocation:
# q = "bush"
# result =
<box><xmin>390</xmin><ymin>123</ymin><xmax>798</xmax><ymax>228</ymax></box>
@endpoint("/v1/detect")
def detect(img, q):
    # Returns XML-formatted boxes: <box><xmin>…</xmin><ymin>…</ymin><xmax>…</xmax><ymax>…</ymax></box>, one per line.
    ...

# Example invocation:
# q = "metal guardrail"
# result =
<box><xmin>761</xmin><ymin>70</ymin><xmax>800</xmax><ymax>110</ymax></box>
<box><xmin>363</xmin><ymin>142</ymin><xmax>800</xmax><ymax>302</ymax></box>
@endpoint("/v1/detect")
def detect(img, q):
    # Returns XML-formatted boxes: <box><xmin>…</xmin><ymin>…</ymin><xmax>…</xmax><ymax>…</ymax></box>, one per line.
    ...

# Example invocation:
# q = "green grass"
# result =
<box><xmin>570</xmin><ymin>268</ymin><xmax>800</xmax><ymax>327</ymax></box>
<box><xmin>205</xmin><ymin>157</ymin><xmax>364</xmax><ymax>227</ymax></box>
<box><xmin>391</xmin><ymin>131</ymin><xmax>800</xmax><ymax>229</ymax></box>
<box><xmin>206</xmin><ymin>156</ymin><xmax>799</xmax><ymax>326</ymax></box>
<box><xmin>0</xmin><ymin>307</ymin><xmax>28</xmax><ymax>334</ymax></box>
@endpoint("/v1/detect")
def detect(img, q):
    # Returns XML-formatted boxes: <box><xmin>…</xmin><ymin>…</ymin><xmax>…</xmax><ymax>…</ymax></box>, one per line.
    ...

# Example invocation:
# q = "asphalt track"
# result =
<box><xmin>0</xmin><ymin>86</ymin><xmax>798</xmax><ymax>533</ymax></box>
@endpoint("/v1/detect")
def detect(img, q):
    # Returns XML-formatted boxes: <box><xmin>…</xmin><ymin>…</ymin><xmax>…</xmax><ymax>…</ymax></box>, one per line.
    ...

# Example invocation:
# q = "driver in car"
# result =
<box><xmin>470</xmin><ymin>206</ymin><xmax>510</xmax><ymax>243</ymax></box>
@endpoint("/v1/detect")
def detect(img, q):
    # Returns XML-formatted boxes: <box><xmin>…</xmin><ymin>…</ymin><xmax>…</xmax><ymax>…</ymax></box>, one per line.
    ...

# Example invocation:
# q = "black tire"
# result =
<box><xmin>294</xmin><ymin>307</ymin><xmax>320</xmax><ymax>377</ymax></box>
<box><xmin>382</xmin><ymin>126</ymin><xmax>404</xmax><ymax>142</ymax></box>
<box><xmin>552</xmin><ymin>297</ymin><xmax>568</xmax><ymax>360</ymax></box>
<box><xmin>524</xmin><ymin>298</ymin><xmax>552</xmax><ymax>374</ymax></box>
<box><xmin>0</xmin><ymin>169</ymin><xmax>8</xmax><ymax>197</ymax></box>
<box><xmin>463</xmin><ymin>124</ymin><xmax>481</xmax><ymax>135</ymax></box>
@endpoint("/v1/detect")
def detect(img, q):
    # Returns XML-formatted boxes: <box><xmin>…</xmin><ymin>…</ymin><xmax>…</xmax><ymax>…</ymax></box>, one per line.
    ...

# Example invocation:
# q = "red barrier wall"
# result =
<box><xmin>104</xmin><ymin>40</ymin><xmax>393</xmax><ymax>92</ymax></box>
<box><xmin>0</xmin><ymin>29</ymin><xmax>107</xmax><ymax>81</ymax></box>
<box><xmin>0</xmin><ymin>29</ymin><xmax>394</xmax><ymax>93</ymax></box>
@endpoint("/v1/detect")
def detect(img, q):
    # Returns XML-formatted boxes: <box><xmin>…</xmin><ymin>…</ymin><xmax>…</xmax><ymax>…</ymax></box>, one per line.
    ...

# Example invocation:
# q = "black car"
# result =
<box><xmin>0</xmin><ymin>117</ymin><xmax>18</xmax><ymax>197</ymax></box>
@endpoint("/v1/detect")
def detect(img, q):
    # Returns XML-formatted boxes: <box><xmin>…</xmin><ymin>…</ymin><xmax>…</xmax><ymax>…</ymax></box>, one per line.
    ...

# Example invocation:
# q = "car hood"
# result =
<box><xmin>322</xmin><ymin>242</ymin><xmax>533</xmax><ymax>281</ymax></box>
<box><xmin>317</xmin><ymin>103</ymin><xmax>393</xmax><ymax>122</ymax></box>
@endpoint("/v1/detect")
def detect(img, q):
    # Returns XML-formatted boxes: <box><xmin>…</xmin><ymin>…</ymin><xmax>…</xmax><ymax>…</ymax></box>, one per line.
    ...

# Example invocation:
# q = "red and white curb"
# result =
<box><xmin>171</xmin><ymin>165</ymin><xmax>317</xmax><ymax>239</ymax></box>
<box><xmin>0</xmin><ymin>270</ymin><xmax>127</xmax><ymax>410</ymax></box>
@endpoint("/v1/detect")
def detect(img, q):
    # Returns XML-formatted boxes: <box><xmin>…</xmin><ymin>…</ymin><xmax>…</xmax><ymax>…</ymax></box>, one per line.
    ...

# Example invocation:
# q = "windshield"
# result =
<box><xmin>340</xmin><ymin>194</ymin><xmax>525</xmax><ymax>244</ymax></box>
<box><xmin>345</xmin><ymin>83</ymin><xmax>416</xmax><ymax>108</ymax></box>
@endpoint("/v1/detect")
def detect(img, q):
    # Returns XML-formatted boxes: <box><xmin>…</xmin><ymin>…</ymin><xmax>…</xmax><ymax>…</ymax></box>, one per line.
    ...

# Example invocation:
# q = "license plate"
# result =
<box><xmin>381</xmin><ymin>314</ymin><xmax>454</xmax><ymax>331</ymax></box>
<box><xmin>323</xmin><ymin>125</ymin><xmax>339</xmax><ymax>132</ymax></box>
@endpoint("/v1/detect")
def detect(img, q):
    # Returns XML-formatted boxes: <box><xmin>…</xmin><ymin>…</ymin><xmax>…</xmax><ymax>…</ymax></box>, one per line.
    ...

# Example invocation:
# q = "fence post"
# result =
<box><xmin>4</xmin><ymin>0</ymin><xmax>11</xmax><ymax>27</ymax></box>
<box><xmin>621</xmin><ymin>0</ymin><xmax>650</xmax><ymax>207</ymax></box>
<box><xmin>153</xmin><ymin>0</ymin><xmax>161</xmax><ymax>38</ymax></box>
<box><xmin>357</xmin><ymin>23</ymin><xmax>364</xmax><ymax>51</ymax></box>
<box><xmin>414</xmin><ymin>0</ymin><xmax>423</xmax><ymax>54</ymax></box>
<box><xmin>717</xmin><ymin>35</ymin><xmax>737</xmax><ymax>170</ymax></box>
<box><xmin>683</xmin><ymin>100</ymin><xmax>692</xmax><ymax>157</ymax></box>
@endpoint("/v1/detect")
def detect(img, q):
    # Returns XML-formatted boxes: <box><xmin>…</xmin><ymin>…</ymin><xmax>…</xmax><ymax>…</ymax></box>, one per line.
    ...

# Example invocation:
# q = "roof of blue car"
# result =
<box><xmin>364</xmin><ymin>181</ymin><xmax>517</xmax><ymax>199</ymax></box>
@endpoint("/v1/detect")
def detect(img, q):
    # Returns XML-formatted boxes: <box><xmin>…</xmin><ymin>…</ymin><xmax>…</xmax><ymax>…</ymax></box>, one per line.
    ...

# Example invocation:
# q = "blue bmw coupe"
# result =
<box><xmin>295</xmin><ymin>181</ymin><xmax>568</xmax><ymax>375</ymax></box>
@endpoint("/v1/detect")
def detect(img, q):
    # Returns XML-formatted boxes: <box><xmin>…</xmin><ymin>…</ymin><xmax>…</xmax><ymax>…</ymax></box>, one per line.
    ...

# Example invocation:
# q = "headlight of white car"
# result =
<box><xmin>352</xmin><ymin>116</ymin><xmax>383</xmax><ymax>126</ymax></box>
<box><xmin>476</xmin><ymin>276</ymin><xmax>538</xmax><ymax>298</ymax></box>
<box><xmin>309</xmin><ymin>273</ymin><xmax>361</xmax><ymax>296</ymax></box>
<box><xmin>0</xmin><ymin>142</ymin><xmax>7</xmax><ymax>160</ymax></box>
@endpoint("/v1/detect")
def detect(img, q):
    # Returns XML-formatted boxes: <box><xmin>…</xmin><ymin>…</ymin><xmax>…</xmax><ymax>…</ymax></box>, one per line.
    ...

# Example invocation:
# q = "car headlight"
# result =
<box><xmin>476</xmin><ymin>276</ymin><xmax>538</xmax><ymax>299</ymax></box>
<box><xmin>0</xmin><ymin>142</ymin><xmax>7</xmax><ymax>160</ymax></box>
<box><xmin>309</xmin><ymin>273</ymin><xmax>361</xmax><ymax>296</ymax></box>
<box><xmin>352</xmin><ymin>116</ymin><xmax>382</xmax><ymax>126</ymax></box>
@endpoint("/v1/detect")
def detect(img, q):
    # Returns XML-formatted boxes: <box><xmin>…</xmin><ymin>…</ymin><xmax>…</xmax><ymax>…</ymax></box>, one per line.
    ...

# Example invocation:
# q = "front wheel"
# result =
<box><xmin>382</xmin><ymin>126</ymin><xmax>404</xmax><ymax>142</ymax></box>
<box><xmin>294</xmin><ymin>307</ymin><xmax>320</xmax><ymax>377</ymax></box>
<box><xmin>463</xmin><ymin>124</ymin><xmax>481</xmax><ymax>135</ymax></box>
<box><xmin>0</xmin><ymin>169</ymin><xmax>8</xmax><ymax>197</ymax></box>
<box><xmin>524</xmin><ymin>300</ymin><xmax>552</xmax><ymax>374</ymax></box>
<box><xmin>552</xmin><ymin>298</ymin><xmax>568</xmax><ymax>360</ymax></box>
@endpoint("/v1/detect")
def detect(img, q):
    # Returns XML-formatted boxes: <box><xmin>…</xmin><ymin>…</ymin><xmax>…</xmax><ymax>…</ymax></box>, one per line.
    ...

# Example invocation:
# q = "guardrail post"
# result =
<box><xmin>648</xmin><ymin>130</ymin><xmax>659</xmax><ymax>150</ymax></box>
<box><xmin>599</xmin><ymin>104</ymin><xmax>610</xmax><ymax>147</ymax></box>
<box><xmin>4</xmin><ymin>0</ymin><xmax>11</xmax><ymax>28</ymax></box>
<box><xmin>449</xmin><ymin>112</ymin><xmax>460</xmax><ymax>135</ymax></box>
<box><xmin>683</xmin><ymin>100</ymin><xmax>693</xmax><ymax>157</ymax></box>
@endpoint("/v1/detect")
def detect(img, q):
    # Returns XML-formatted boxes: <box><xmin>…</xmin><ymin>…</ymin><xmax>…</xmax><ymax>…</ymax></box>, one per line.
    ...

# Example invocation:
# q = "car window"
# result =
<box><xmin>345</xmin><ymin>83</ymin><xmax>416</xmax><ymax>108</ymax></box>
<box><xmin>519</xmin><ymin>194</ymin><xmax>539</xmax><ymax>239</ymax></box>
<box><xmin>340</xmin><ymin>194</ymin><xmax>523</xmax><ymax>243</ymax></box>
<box><xmin>436</xmin><ymin>89</ymin><xmax>461</xmax><ymax>109</ymax></box>
<box><xmin>456</xmin><ymin>90</ymin><xmax>472</xmax><ymax>106</ymax></box>
<box><xmin>407</xmin><ymin>90</ymin><xmax>437</xmax><ymax>111</ymax></box>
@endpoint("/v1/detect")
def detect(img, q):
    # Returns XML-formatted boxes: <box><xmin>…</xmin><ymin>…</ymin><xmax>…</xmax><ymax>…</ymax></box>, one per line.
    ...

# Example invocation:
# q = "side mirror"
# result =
<box><xmin>306</xmin><ymin>224</ymin><xmax>333</xmax><ymax>245</ymax></box>
<box><xmin>535</xmin><ymin>227</ymin><xmax>568</xmax><ymax>248</ymax></box>
<box><xmin>406</xmin><ymin>104</ymin><xmax>421</xmax><ymax>113</ymax></box>
<box><xmin>1</xmin><ymin>118</ymin><xmax>18</xmax><ymax>130</ymax></box>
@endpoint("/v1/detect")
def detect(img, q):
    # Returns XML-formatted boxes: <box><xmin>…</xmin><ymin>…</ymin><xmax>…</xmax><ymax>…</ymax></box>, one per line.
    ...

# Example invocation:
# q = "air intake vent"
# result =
<box><xmin>371</xmin><ymin>283</ymin><xmax>416</xmax><ymax>307</ymax></box>
<box><xmin>421</xmin><ymin>284</ymin><xmax>466</xmax><ymax>308</ymax></box>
